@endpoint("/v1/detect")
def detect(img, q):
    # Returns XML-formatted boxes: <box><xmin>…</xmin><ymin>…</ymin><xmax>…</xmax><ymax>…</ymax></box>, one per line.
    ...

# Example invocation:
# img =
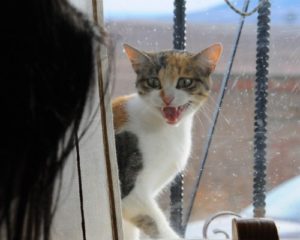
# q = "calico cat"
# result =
<box><xmin>113</xmin><ymin>43</ymin><xmax>222</xmax><ymax>239</ymax></box>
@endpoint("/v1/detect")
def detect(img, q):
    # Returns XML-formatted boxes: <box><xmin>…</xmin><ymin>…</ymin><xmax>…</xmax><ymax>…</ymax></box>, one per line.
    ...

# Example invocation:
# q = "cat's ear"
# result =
<box><xmin>193</xmin><ymin>43</ymin><xmax>223</xmax><ymax>75</ymax></box>
<box><xmin>123</xmin><ymin>44</ymin><xmax>151</xmax><ymax>73</ymax></box>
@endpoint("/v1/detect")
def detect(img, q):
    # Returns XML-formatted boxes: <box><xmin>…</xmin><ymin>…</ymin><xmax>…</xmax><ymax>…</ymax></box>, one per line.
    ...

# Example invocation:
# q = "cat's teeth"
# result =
<box><xmin>161</xmin><ymin>103</ymin><xmax>190</xmax><ymax>124</ymax></box>
<box><xmin>178</xmin><ymin>103</ymin><xmax>189</xmax><ymax>112</ymax></box>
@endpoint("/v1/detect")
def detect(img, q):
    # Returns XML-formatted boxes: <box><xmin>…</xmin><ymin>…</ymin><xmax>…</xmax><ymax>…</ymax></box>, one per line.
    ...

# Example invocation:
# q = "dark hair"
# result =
<box><xmin>0</xmin><ymin>0</ymin><xmax>106</xmax><ymax>239</ymax></box>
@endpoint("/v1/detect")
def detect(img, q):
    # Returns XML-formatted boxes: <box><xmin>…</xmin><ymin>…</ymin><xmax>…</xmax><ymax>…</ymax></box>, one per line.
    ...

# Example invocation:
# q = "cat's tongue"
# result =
<box><xmin>162</xmin><ymin>107</ymin><xmax>180</xmax><ymax>124</ymax></box>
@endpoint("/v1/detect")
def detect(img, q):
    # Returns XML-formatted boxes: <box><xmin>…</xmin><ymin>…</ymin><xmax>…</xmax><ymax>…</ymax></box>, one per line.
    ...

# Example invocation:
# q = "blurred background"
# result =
<box><xmin>103</xmin><ymin>0</ymin><xmax>300</xmax><ymax>238</ymax></box>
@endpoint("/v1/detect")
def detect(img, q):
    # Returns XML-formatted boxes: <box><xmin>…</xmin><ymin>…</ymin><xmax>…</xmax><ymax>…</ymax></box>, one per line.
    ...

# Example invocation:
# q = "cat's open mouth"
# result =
<box><xmin>161</xmin><ymin>103</ymin><xmax>190</xmax><ymax>124</ymax></box>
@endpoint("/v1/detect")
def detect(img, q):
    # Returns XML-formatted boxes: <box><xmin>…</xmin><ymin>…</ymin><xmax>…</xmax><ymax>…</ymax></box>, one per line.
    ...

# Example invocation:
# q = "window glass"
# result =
<box><xmin>104</xmin><ymin>0</ymin><xmax>300</xmax><ymax>239</ymax></box>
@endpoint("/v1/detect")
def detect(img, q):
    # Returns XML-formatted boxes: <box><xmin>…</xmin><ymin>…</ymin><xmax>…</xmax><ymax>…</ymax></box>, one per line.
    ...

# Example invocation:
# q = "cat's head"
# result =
<box><xmin>124</xmin><ymin>43</ymin><xmax>222</xmax><ymax>125</ymax></box>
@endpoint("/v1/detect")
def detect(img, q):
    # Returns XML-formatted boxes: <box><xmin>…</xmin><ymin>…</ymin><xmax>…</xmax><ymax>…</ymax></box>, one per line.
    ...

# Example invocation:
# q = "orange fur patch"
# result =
<box><xmin>112</xmin><ymin>95</ymin><xmax>132</xmax><ymax>132</ymax></box>
<box><xmin>159</xmin><ymin>90</ymin><xmax>165</xmax><ymax>99</ymax></box>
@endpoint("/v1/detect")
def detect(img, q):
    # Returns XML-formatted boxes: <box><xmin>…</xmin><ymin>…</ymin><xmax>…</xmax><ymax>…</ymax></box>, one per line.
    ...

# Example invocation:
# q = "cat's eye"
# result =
<box><xmin>176</xmin><ymin>78</ymin><xmax>193</xmax><ymax>89</ymax></box>
<box><xmin>146</xmin><ymin>77</ymin><xmax>161</xmax><ymax>89</ymax></box>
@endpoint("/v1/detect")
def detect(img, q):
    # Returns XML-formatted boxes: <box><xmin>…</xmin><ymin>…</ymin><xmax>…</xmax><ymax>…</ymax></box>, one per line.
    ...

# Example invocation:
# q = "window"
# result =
<box><xmin>104</xmin><ymin>0</ymin><xmax>300</xmax><ymax>239</ymax></box>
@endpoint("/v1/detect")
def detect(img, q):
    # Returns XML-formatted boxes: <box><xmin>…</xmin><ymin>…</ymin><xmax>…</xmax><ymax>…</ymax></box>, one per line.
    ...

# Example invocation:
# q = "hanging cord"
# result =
<box><xmin>182</xmin><ymin>0</ymin><xmax>251</xmax><ymax>234</ymax></box>
<box><xmin>173</xmin><ymin>0</ymin><xmax>186</xmax><ymax>50</ymax></box>
<box><xmin>224</xmin><ymin>0</ymin><xmax>267</xmax><ymax>17</ymax></box>
<box><xmin>170</xmin><ymin>0</ymin><xmax>186</xmax><ymax>237</ymax></box>
<box><xmin>75</xmin><ymin>132</ymin><xmax>87</xmax><ymax>240</ymax></box>
<box><xmin>253</xmin><ymin>0</ymin><xmax>271</xmax><ymax>218</ymax></box>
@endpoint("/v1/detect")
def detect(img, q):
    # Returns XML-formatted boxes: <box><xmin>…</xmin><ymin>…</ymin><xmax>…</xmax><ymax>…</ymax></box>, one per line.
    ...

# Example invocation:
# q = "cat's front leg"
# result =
<box><xmin>123</xmin><ymin>220</ymin><xmax>140</xmax><ymax>240</ymax></box>
<box><xmin>122</xmin><ymin>192</ymin><xmax>181</xmax><ymax>239</ymax></box>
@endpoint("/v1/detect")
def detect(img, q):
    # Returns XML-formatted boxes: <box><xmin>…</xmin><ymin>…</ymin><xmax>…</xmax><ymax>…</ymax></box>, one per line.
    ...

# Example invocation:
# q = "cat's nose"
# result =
<box><xmin>162</xmin><ymin>95</ymin><xmax>174</xmax><ymax>105</ymax></box>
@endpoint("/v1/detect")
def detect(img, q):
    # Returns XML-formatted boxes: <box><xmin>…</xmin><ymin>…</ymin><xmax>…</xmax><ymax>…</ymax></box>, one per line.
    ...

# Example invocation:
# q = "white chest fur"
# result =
<box><xmin>125</xmin><ymin>95</ymin><xmax>193</xmax><ymax>196</ymax></box>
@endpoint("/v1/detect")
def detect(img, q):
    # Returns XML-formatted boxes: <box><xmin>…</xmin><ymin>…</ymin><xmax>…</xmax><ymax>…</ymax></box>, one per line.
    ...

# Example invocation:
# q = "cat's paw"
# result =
<box><xmin>159</xmin><ymin>229</ymin><xmax>181</xmax><ymax>240</ymax></box>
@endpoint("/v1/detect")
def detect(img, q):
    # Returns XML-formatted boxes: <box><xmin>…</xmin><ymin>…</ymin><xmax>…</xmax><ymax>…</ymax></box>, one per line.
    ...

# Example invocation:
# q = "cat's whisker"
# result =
<box><xmin>205</xmin><ymin>94</ymin><xmax>233</xmax><ymax>130</ymax></box>
<box><xmin>199</xmin><ymin>106</ymin><xmax>213</xmax><ymax>124</ymax></box>
<box><xmin>195</xmin><ymin>114</ymin><xmax>205</xmax><ymax>129</ymax></box>
<box><xmin>208</xmin><ymin>94</ymin><xmax>217</xmax><ymax>105</ymax></box>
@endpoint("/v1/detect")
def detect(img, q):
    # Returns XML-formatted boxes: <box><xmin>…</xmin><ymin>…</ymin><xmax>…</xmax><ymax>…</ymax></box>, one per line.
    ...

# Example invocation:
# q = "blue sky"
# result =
<box><xmin>103</xmin><ymin>0</ymin><xmax>224</xmax><ymax>18</ymax></box>
<box><xmin>102</xmin><ymin>0</ymin><xmax>300</xmax><ymax>25</ymax></box>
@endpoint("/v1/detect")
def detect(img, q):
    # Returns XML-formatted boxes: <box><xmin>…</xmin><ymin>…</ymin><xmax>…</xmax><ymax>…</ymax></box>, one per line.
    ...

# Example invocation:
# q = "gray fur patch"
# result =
<box><xmin>115</xmin><ymin>131</ymin><xmax>143</xmax><ymax>198</ymax></box>
<box><xmin>158</xmin><ymin>53</ymin><xmax>167</xmax><ymax>69</ymax></box>
<box><xmin>131</xmin><ymin>214</ymin><xmax>159</xmax><ymax>238</ymax></box>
